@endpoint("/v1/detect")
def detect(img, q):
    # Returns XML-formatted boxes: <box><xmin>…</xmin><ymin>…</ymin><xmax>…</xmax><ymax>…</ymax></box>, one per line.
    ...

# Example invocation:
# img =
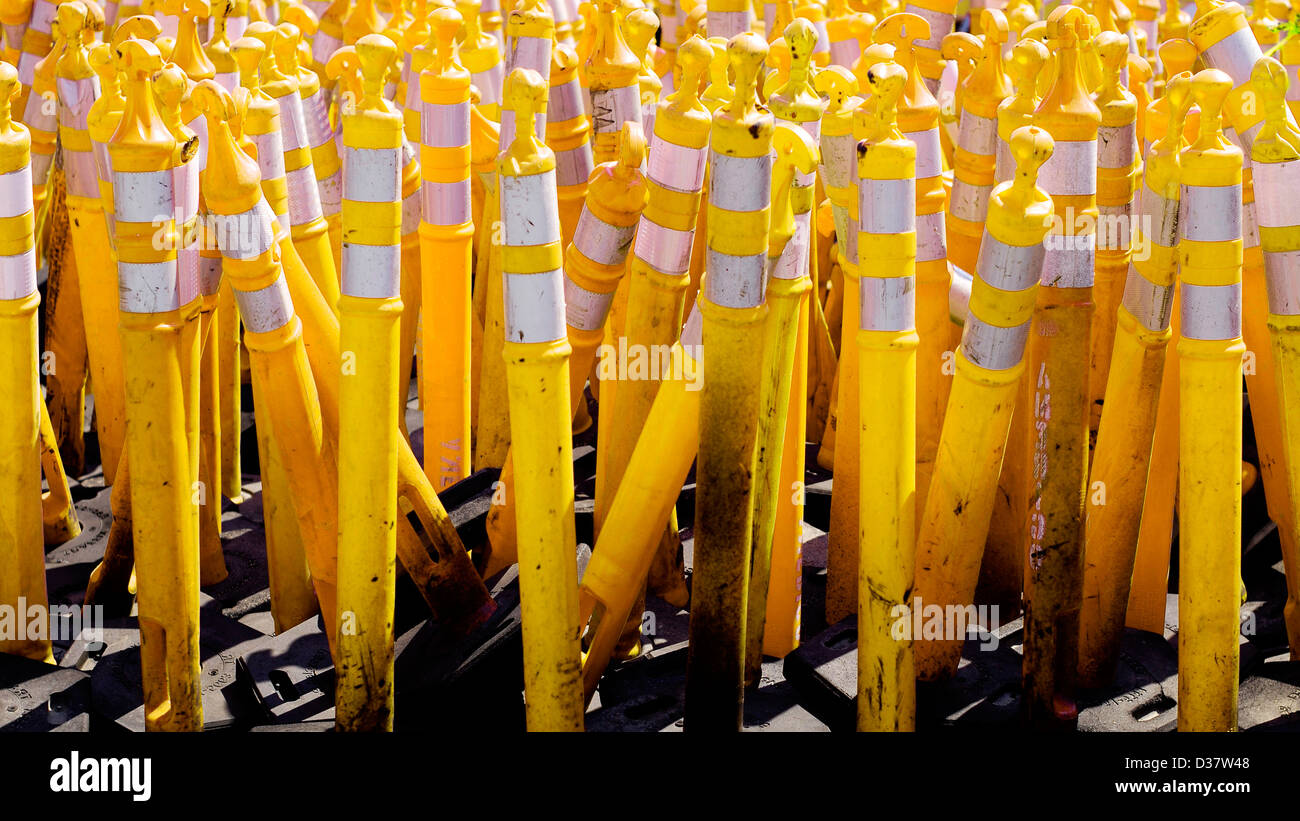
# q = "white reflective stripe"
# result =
<box><xmin>1255</xmin><ymin>159</ymin><xmax>1300</xmax><ymax>228</ymax></box>
<box><xmin>287</xmin><ymin>165</ymin><xmax>324</xmax><ymax>226</ymax></box>
<box><xmin>234</xmin><ymin>275</ymin><xmax>294</xmax><ymax>333</ymax></box>
<box><xmin>93</xmin><ymin>141</ymin><xmax>112</xmax><ymax>187</ymax></box>
<box><xmin>1098</xmin><ymin>122</ymin><xmax>1137</xmax><ymax>169</ymax></box>
<box><xmin>227</xmin><ymin>15</ymin><xmax>248</xmax><ymax>40</ymax></box>
<box><xmin>214</xmin><ymin>71</ymin><xmax>239</xmax><ymax>93</ymax></box>
<box><xmin>498</xmin><ymin>105</ymin><xmax>548</xmax><ymax>149</ymax></box>
<box><xmin>706</xmin><ymin>249</ymin><xmax>767</xmax><ymax>308</ymax></box>
<box><xmin>1266</xmin><ymin>250</ymin><xmax>1300</xmax><ymax>315</ymax></box>
<box><xmin>1039</xmin><ymin>139</ymin><xmax>1097</xmax><ymax>195</ymax></box>
<box><xmin>199</xmin><ymin>253</ymin><xmax>222</xmax><ymax>297</ymax></box>
<box><xmin>402</xmin><ymin>188</ymin><xmax>421</xmax><ymax>235</ymax></box>
<box><xmin>830</xmin><ymin>38</ymin><xmax>860</xmax><ymax>69</ymax></box>
<box><xmin>0</xmin><ymin>166</ymin><xmax>33</xmax><ymax>218</ymax></box>
<box><xmin>21</xmin><ymin>90</ymin><xmax>53</xmax><ymax>133</ymax></box>
<box><xmin>563</xmin><ymin>274</ymin><xmax>615</xmax><ymax>330</ymax></box>
<box><xmin>0</xmin><ymin>248</ymin><xmax>37</xmax><ymax>299</ymax></box>
<box><xmin>422</xmin><ymin>101</ymin><xmax>471</xmax><ymax>147</ymax></box>
<box><xmin>976</xmin><ymin>234</ymin><xmax>1045</xmax><ymax>292</ymax></box>
<box><xmin>819</xmin><ymin>132</ymin><xmax>857</xmax><ymax>190</ymax></box>
<box><xmin>1180</xmin><ymin>282</ymin><xmax>1241</xmax><ymax>340</ymax></box>
<box><xmin>302</xmin><ymin>89</ymin><xmax>334</xmax><ymax>148</ymax></box>
<box><xmin>995</xmin><ymin>137</ymin><xmax>1012</xmax><ymax>184</ymax></box>
<box><xmin>17</xmin><ymin>52</ymin><xmax>38</xmax><ymax>88</ymax></box>
<box><xmin>504</xmin><ymin>268</ymin><xmax>566</xmax><ymax>342</ymax></box>
<box><xmin>574</xmin><ymin>207</ymin><xmax>637</xmax><ymax>266</ymax></box>
<box><xmin>501</xmin><ymin>172</ymin><xmax>560</xmax><ymax>245</ymax></box>
<box><xmin>508</xmin><ymin>35</ymin><xmax>552</xmax><ymax>77</ymax></box>
<box><xmin>177</xmin><ymin>239</ymin><xmax>200</xmax><ymax>308</ymax></box>
<box><xmin>173</xmin><ymin>162</ymin><xmax>199</xmax><ymax>224</ymax></box>
<box><xmin>812</xmin><ymin>19</ymin><xmax>830</xmax><ymax>54</ymax></box>
<box><xmin>342</xmin><ymin>242</ymin><xmax>401</xmax><ymax>298</ymax></box>
<box><xmin>956</xmin><ymin>110</ymin><xmax>997</xmax><ymax>156</ymax></box>
<box><xmin>554</xmin><ymin>142</ymin><xmax>595</xmax><ymax>187</ymax></box>
<box><xmin>1122</xmin><ymin>262</ymin><xmax>1175</xmax><ymax>331</ymax></box>
<box><xmin>590</xmin><ymin>84</ymin><xmax>643</xmax><ymax>135</ymax></box>
<box><xmin>1179</xmin><ymin>183</ymin><xmax>1241</xmax><ymax>242</ymax></box>
<box><xmin>1040</xmin><ymin>233</ymin><xmax>1096</xmax><ymax>288</ymax></box>
<box><xmin>905</xmin><ymin>128</ymin><xmax>943</xmax><ymax>180</ymax></box>
<box><xmin>29</xmin><ymin>151</ymin><xmax>52</xmax><ymax>190</ymax></box>
<box><xmin>680</xmin><ymin>301</ymin><xmax>703</xmax><ymax>349</ymax></box>
<box><xmin>473</xmin><ymin>65</ymin><xmax>504</xmax><ymax>105</ymax></box>
<box><xmin>1139</xmin><ymin>184</ymin><xmax>1179</xmax><ymax>248</ymax></box>
<box><xmin>634</xmin><ymin>217</ymin><xmax>695</xmax><ymax>275</ymax></box>
<box><xmin>772</xmin><ymin>209</ymin><xmax>811</xmax><ymax>281</ymax></box>
<box><xmin>860</xmin><ymin>178</ymin><xmax>915</xmax><ymax>234</ymax></box>
<box><xmin>904</xmin><ymin>3</ymin><xmax>952</xmax><ymax>50</ymax></box>
<box><xmin>343</xmin><ymin>146</ymin><xmax>401</xmax><ymax>202</ymax></box>
<box><xmin>860</xmin><ymin>275</ymin><xmax>916</xmax><ymax>332</ymax></box>
<box><xmin>189</xmin><ymin>115</ymin><xmax>209</xmax><ymax>174</ymax></box>
<box><xmin>1201</xmin><ymin>26</ymin><xmax>1261</xmax><ymax>87</ymax></box>
<box><xmin>948</xmin><ymin>179</ymin><xmax>992</xmax><ymax>223</ymax></box>
<box><xmin>1243</xmin><ymin>198</ymin><xmax>1259</xmax><ymax>250</ymax></box>
<box><xmin>314</xmin><ymin>30</ymin><xmax>343</xmax><ymax>63</ymax></box>
<box><xmin>916</xmin><ymin>211</ymin><xmax>947</xmax><ymax>262</ymax></box>
<box><xmin>961</xmin><ymin>316</ymin><xmax>1030</xmax><ymax>371</ymax></box>
<box><xmin>422</xmin><ymin>179</ymin><xmax>472</xmax><ymax>225</ymax></box>
<box><xmin>118</xmin><ymin>260</ymin><xmax>180</xmax><ymax>313</ymax></box>
<box><xmin>648</xmin><ymin>137</ymin><xmax>707</xmax><ymax>192</ymax></box>
<box><xmin>710</xmin><ymin>152</ymin><xmax>771</xmax><ymax>212</ymax></box>
<box><xmin>113</xmin><ymin>170</ymin><xmax>172</xmax><ymax>223</ymax></box>
<box><xmin>316</xmin><ymin>166</ymin><xmax>343</xmax><ymax>218</ymax></box>
<box><xmin>271</xmin><ymin>95</ymin><xmax>308</xmax><ymax>155</ymax></box>
<box><xmin>1098</xmin><ymin>203</ymin><xmax>1133</xmax><ymax>251</ymax></box>
<box><xmin>706</xmin><ymin>10</ymin><xmax>751</xmax><ymax>39</ymax></box>
<box><xmin>251</xmin><ymin>129</ymin><xmax>287</xmax><ymax>187</ymax></box>
<box><xmin>546</xmin><ymin>80</ymin><xmax>585</xmax><ymax>123</ymax></box>
<box><xmin>215</xmin><ymin>200</ymin><xmax>278</xmax><ymax>259</ymax></box>
<box><xmin>56</xmin><ymin>76</ymin><xmax>96</xmax><ymax>131</ymax></box>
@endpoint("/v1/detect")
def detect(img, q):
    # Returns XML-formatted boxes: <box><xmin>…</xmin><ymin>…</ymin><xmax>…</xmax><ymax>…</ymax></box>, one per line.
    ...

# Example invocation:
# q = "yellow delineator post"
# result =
<box><xmin>1016</xmin><ymin>6</ymin><xmax>1099</xmax><ymax>725</ymax></box>
<box><xmin>817</xmin><ymin>63</ymin><xmax>862</xmax><ymax>624</ymax></box>
<box><xmin>0</xmin><ymin>61</ymin><xmax>53</xmax><ymax>664</ymax></box>
<box><xmin>545</xmin><ymin>44</ymin><xmax>593</xmax><ymax>258</ymax></box>
<box><xmin>244</xmin><ymin>22</ymin><xmax>342</xmax><ymax>312</ymax></box>
<box><xmin>481</xmin><ymin>120</ymin><xmax>646</xmax><ymax>581</ymax></box>
<box><xmin>1176</xmin><ymin>68</ymin><xmax>1243</xmax><ymax>732</ymax></box>
<box><xmin>343</xmin><ymin>0</ymin><xmax>381</xmax><ymax>46</ymax></box>
<box><xmin>874</xmin><ymin>13</ymin><xmax>949</xmax><ymax>539</ymax></box>
<box><xmin>1281</xmin><ymin>1</ymin><xmax>1300</xmax><ymax>121</ymax></box>
<box><xmin>480</xmin><ymin>0</ymin><xmax>504</xmax><ymax>57</ymax></box>
<box><xmin>914</xmin><ymin>125</ymin><xmax>1055</xmax><ymax>681</ymax></box>
<box><xmin>193</xmin><ymin>78</ymin><xmax>343</xmax><ymax>646</ymax></box>
<box><xmin>744</xmin><ymin>20</ymin><xmax>821</xmax><ymax>689</ymax></box>
<box><xmin>277</xmin><ymin>10</ymin><xmax>344</xmax><ymax>277</ymax></box>
<box><xmin>902</xmin><ymin>0</ymin><xmax>954</xmax><ymax>94</ymax></box>
<box><xmin>110</xmin><ymin>38</ymin><xmax>201</xmax><ymax>731</ymax></box>
<box><xmin>938</xmin><ymin>32</ymin><xmax>978</xmax><ymax>166</ymax></box>
<box><xmin>826</xmin><ymin>0</ymin><xmax>861</xmax><ymax>69</ymax></box>
<box><xmin>155</xmin><ymin>62</ymin><xmax>230</xmax><ymax>586</ymax></box>
<box><xmin>625</xmin><ymin>7</ymin><xmax>660</xmax><ymax>138</ymax></box>
<box><xmin>707</xmin><ymin>0</ymin><xmax>753</xmax><ymax>40</ymax></box>
<box><xmin>945</xmin><ymin>10</ymin><xmax>1009</xmax><ymax>278</ymax></box>
<box><xmin>456</xmin><ymin>0</ymin><xmax>505</xmax><ymax>122</ymax></box>
<box><xmin>1</xmin><ymin>1</ymin><xmax>31</xmax><ymax>67</ymax></box>
<box><xmin>1090</xmin><ymin>31</ymin><xmax>1140</xmax><ymax>431</ymax></box>
<box><xmin>334</xmin><ymin>33</ymin><xmax>403</xmax><ymax>732</ymax></box>
<box><xmin>418</xmin><ymin>7</ymin><xmax>473</xmax><ymax>490</ymax></box>
<box><xmin>496</xmin><ymin>66</ymin><xmax>584</xmax><ymax>732</ymax></box>
<box><xmin>1252</xmin><ymin>57</ymin><xmax>1300</xmax><ymax>659</ymax></box>
<box><xmin>13</xmin><ymin>0</ymin><xmax>55</xmax><ymax>186</ymax></box>
<box><xmin>685</xmin><ymin>31</ymin><xmax>772</xmax><ymax>732</ymax></box>
<box><xmin>854</xmin><ymin>61</ymin><xmax>917</xmax><ymax>732</ymax></box>
<box><xmin>394</xmin><ymin>100</ymin><xmax>424</xmax><ymax>444</ymax></box>
<box><xmin>55</xmin><ymin>2</ymin><xmax>126</xmax><ymax>490</ymax></box>
<box><xmin>1078</xmin><ymin>71</ymin><xmax>1193</xmax><ymax>686</ymax></box>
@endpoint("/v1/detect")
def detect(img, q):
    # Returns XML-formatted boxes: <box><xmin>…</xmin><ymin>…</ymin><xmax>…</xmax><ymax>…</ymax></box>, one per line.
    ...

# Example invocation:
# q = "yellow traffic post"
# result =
<box><xmin>0</xmin><ymin>60</ymin><xmax>53</xmax><ymax>664</ymax></box>
<box><xmin>1176</xmin><ymin>67</ymin><xmax>1244</xmax><ymax>732</ymax></box>
<box><xmin>0</xmin><ymin>1</ymin><xmax>30</xmax><ymax>66</ymax></box>
<box><xmin>545</xmin><ymin>44</ymin><xmax>593</xmax><ymax>254</ymax></box>
<box><xmin>193</xmin><ymin>77</ymin><xmax>343</xmax><ymax>643</ymax></box>
<box><xmin>874</xmin><ymin>12</ymin><xmax>949</xmax><ymax>538</ymax></box>
<box><xmin>479</xmin><ymin>0</ymin><xmax>504</xmax><ymax>55</ymax></box>
<box><xmin>914</xmin><ymin>124</ymin><xmax>1055</xmax><ymax>681</ymax></box>
<box><xmin>685</xmin><ymin>31</ymin><xmax>772</xmax><ymax>732</ymax></box>
<box><xmin>625</xmin><ymin>6</ymin><xmax>660</xmax><ymax>137</ymax></box>
<box><xmin>456</xmin><ymin>0</ymin><xmax>505</xmax><ymax>121</ymax></box>
<box><xmin>1252</xmin><ymin>56</ymin><xmax>1300</xmax><ymax>658</ymax></box>
<box><xmin>945</xmin><ymin>9</ymin><xmax>1009</xmax><ymax>277</ymax></box>
<box><xmin>417</xmin><ymin>7</ymin><xmax>473</xmax><ymax>489</ymax></box>
<box><xmin>854</xmin><ymin>61</ymin><xmax>916</xmax><ymax>732</ymax></box>
<box><xmin>394</xmin><ymin>88</ymin><xmax>423</xmax><ymax>446</ymax></box>
<box><xmin>1281</xmin><ymin>0</ymin><xmax>1300</xmax><ymax>121</ymax></box>
<box><xmin>1090</xmin><ymin>31</ymin><xmax>1140</xmax><ymax>430</ymax></box>
<box><xmin>744</xmin><ymin>19</ymin><xmax>821</xmax><ymax>689</ymax></box>
<box><xmin>1015</xmin><ymin>6</ymin><xmax>1100</xmax><ymax>726</ymax></box>
<box><xmin>334</xmin><ymin>33</ymin><xmax>403</xmax><ymax>732</ymax></box>
<box><xmin>1078</xmin><ymin>71</ymin><xmax>1193</xmax><ymax>685</ymax></box>
<box><xmin>498</xmin><ymin>66</ymin><xmax>585</xmax><ymax>732</ymax></box>
<box><xmin>902</xmin><ymin>0</ymin><xmax>955</xmax><ymax>94</ymax></box>
<box><xmin>111</xmin><ymin>37</ymin><xmax>202</xmax><ymax>731</ymax></box>
<box><xmin>503</xmin><ymin>0</ymin><xmax>553</xmax><ymax>142</ymax></box>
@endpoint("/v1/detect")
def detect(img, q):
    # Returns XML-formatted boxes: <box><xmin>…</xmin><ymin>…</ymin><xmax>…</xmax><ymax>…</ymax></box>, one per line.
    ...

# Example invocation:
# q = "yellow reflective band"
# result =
<box><xmin>502</xmin><ymin>240</ymin><xmax>563</xmax><ymax>274</ymax></box>
<box><xmin>969</xmin><ymin>275</ymin><xmax>1037</xmax><ymax>328</ymax></box>
<box><xmin>342</xmin><ymin>199</ymin><xmax>401</xmax><ymax>245</ymax></box>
